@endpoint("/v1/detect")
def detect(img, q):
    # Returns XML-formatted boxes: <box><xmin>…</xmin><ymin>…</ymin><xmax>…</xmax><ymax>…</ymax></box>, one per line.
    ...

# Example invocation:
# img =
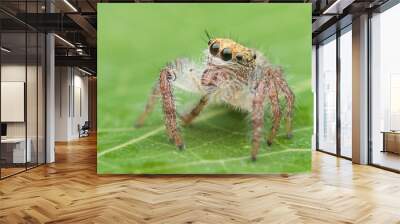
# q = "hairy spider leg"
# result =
<box><xmin>265</xmin><ymin>73</ymin><xmax>281</xmax><ymax>146</ymax></box>
<box><xmin>179</xmin><ymin>95</ymin><xmax>209</xmax><ymax>125</ymax></box>
<box><xmin>251</xmin><ymin>79</ymin><xmax>267</xmax><ymax>161</ymax></box>
<box><xmin>134</xmin><ymin>83</ymin><xmax>160</xmax><ymax>127</ymax></box>
<box><xmin>271</xmin><ymin>67</ymin><xmax>295</xmax><ymax>139</ymax></box>
<box><xmin>159</xmin><ymin>68</ymin><xmax>185</xmax><ymax>150</ymax></box>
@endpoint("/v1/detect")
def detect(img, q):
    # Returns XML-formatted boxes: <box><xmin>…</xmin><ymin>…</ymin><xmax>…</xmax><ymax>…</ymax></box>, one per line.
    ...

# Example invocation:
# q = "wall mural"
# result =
<box><xmin>98</xmin><ymin>3</ymin><xmax>312</xmax><ymax>174</ymax></box>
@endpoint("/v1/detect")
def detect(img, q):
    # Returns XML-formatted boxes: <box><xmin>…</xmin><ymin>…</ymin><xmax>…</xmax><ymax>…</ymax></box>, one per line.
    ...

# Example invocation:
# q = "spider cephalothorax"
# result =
<box><xmin>202</xmin><ymin>38</ymin><xmax>256</xmax><ymax>90</ymax></box>
<box><xmin>134</xmin><ymin>37</ymin><xmax>295</xmax><ymax>161</ymax></box>
<box><xmin>208</xmin><ymin>38</ymin><xmax>257</xmax><ymax>68</ymax></box>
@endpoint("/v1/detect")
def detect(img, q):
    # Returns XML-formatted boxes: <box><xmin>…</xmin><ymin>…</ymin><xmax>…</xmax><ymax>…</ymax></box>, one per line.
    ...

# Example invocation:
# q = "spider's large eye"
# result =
<box><xmin>221</xmin><ymin>48</ymin><xmax>232</xmax><ymax>61</ymax></box>
<box><xmin>210</xmin><ymin>42</ymin><xmax>219</xmax><ymax>56</ymax></box>
<box><xmin>236</xmin><ymin>54</ymin><xmax>243</xmax><ymax>61</ymax></box>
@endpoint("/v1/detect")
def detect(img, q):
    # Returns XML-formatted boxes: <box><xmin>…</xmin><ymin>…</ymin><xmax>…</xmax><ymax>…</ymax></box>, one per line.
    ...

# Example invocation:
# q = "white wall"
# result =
<box><xmin>1</xmin><ymin>63</ymin><xmax>46</xmax><ymax>164</ymax></box>
<box><xmin>55</xmin><ymin>67</ymin><xmax>89</xmax><ymax>141</ymax></box>
<box><xmin>1</xmin><ymin>65</ymin><xmax>26</xmax><ymax>135</ymax></box>
<box><xmin>1</xmin><ymin>65</ymin><xmax>39</xmax><ymax>138</ymax></box>
<box><xmin>55</xmin><ymin>67</ymin><xmax>70</xmax><ymax>141</ymax></box>
<box><xmin>72</xmin><ymin>73</ymin><xmax>89</xmax><ymax>138</ymax></box>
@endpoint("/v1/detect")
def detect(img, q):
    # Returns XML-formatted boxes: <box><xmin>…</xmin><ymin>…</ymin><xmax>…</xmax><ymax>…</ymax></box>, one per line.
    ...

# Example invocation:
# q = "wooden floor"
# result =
<box><xmin>0</xmin><ymin>135</ymin><xmax>400</xmax><ymax>224</ymax></box>
<box><xmin>372</xmin><ymin>150</ymin><xmax>400</xmax><ymax>171</ymax></box>
<box><xmin>1</xmin><ymin>167</ymin><xmax>26</xmax><ymax>178</ymax></box>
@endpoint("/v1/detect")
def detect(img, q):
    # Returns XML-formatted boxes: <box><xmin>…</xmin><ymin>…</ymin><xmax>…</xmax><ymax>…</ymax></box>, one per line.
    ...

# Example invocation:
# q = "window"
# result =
<box><xmin>0</xmin><ymin>2</ymin><xmax>46</xmax><ymax>179</ymax></box>
<box><xmin>370</xmin><ymin>3</ymin><xmax>400</xmax><ymax>171</ymax></box>
<box><xmin>339</xmin><ymin>27</ymin><xmax>352</xmax><ymax>158</ymax></box>
<box><xmin>317</xmin><ymin>35</ymin><xmax>337</xmax><ymax>154</ymax></box>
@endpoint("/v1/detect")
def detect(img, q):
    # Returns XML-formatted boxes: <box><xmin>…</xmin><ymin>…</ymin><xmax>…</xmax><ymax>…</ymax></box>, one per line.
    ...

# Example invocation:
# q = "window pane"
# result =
<box><xmin>27</xmin><ymin>31</ymin><xmax>38</xmax><ymax>169</ymax></box>
<box><xmin>318</xmin><ymin>36</ymin><xmax>337</xmax><ymax>154</ymax></box>
<box><xmin>1</xmin><ymin>31</ymin><xmax>27</xmax><ymax>177</ymax></box>
<box><xmin>371</xmin><ymin>4</ymin><xmax>400</xmax><ymax>171</ymax></box>
<box><xmin>340</xmin><ymin>28</ymin><xmax>352</xmax><ymax>158</ymax></box>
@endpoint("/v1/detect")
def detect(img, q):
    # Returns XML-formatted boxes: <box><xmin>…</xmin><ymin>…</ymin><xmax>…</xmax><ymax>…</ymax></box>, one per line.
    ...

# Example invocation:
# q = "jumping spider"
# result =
<box><xmin>135</xmin><ymin>37</ymin><xmax>295</xmax><ymax>161</ymax></box>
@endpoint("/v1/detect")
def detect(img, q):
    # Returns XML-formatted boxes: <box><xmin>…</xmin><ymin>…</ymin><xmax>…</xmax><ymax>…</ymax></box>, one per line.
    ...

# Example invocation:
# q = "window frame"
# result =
<box><xmin>315</xmin><ymin>23</ymin><xmax>353</xmax><ymax>161</ymax></box>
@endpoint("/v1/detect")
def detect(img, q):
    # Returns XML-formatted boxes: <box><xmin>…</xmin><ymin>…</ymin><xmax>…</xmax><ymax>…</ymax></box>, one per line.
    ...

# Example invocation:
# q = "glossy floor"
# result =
<box><xmin>0</xmin><ymin>135</ymin><xmax>399</xmax><ymax>223</ymax></box>
<box><xmin>0</xmin><ymin>167</ymin><xmax>25</xmax><ymax>178</ymax></box>
<box><xmin>372</xmin><ymin>150</ymin><xmax>400</xmax><ymax>171</ymax></box>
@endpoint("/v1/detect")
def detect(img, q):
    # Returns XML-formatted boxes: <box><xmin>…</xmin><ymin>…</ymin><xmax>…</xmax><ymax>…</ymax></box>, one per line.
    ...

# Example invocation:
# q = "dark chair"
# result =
<box><xmin>78</xmin><ymin>121</ymin><xmax>90</xmax><ymax>138</ymax></box>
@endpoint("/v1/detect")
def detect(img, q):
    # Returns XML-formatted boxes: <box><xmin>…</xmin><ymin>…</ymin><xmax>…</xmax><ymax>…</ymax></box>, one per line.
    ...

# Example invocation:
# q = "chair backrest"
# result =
<box><xmin>82</xmin><ymin>121</ymin><xmax>90</xmax><ymax>129</ymax></box>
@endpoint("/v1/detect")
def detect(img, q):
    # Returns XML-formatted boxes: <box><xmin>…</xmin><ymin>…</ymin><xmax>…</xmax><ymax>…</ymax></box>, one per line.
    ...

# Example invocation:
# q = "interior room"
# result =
<box><xmin>0</xmin><ymin>0</ymin><xmax>96</xmax><ymax>179</ymax></box>
<box><xmin>0</xmin><ymin>22</ymin><xmax>46</xmax><ymax>178</ymax></box>
<box><xmin>0</xmin><ymin>0</ymin><xmax>399</xmax><ymax>223</ymax></box>
<box><xmin>54</xmin><ymin>66</ymin><xmax>93</xmax><ymax>141</ymax></box>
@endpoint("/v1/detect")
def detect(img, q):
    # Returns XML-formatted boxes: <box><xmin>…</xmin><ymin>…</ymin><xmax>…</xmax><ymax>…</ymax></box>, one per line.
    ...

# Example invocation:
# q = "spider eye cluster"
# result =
<box><xmin>209</xmin><ymin>42</ymin><xmax>232</xmax><ymax>61</ymax></box>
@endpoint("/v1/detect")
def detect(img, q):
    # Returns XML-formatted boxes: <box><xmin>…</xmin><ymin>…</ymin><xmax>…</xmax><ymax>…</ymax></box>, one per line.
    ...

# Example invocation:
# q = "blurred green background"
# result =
<box><xmin>97</xmin><ymin>3</ymin><xmax>312</xmax><ymax>174</ymax></box>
